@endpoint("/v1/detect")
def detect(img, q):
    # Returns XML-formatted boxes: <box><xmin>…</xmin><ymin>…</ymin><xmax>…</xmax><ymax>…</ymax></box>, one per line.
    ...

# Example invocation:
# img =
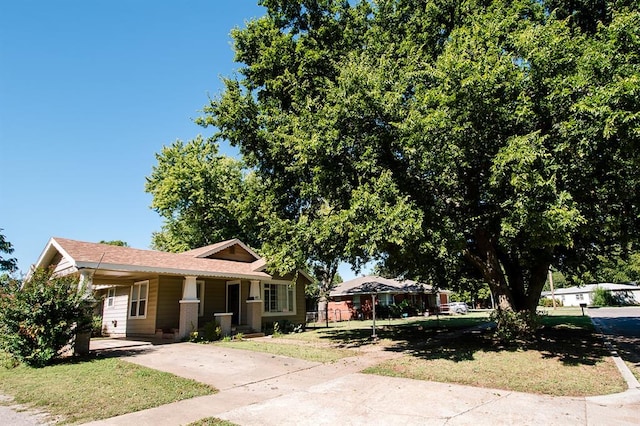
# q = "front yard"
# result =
<box><xmin>0</xmin><ymin>355</ymin><xmax>214</xmax><ymax>425</ymax></box>
<box><xmin>0</xmin><ymin>307</ymin><xmax>628</xmax><ymax>424</ymax></box>
<box><xmin>240</xmin><ymin>308</ymin><xmax>627</xmax><ymax>397</ymax></box>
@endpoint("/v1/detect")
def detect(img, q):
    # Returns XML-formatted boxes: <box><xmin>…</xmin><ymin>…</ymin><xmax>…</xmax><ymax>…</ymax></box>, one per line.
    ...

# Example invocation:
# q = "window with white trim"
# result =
<box><xmin>576</xmin><ymin>293</ymin><xmax>584</xmax><ymax>300</ymax></box>
<box><xmin>263</xmin><ymin>282</ymin><xmax>295</xmax><ymax>315</ymax></box>
<box><xmin>129</xmin><ymin>280</ymin><xmax>148</xmax><ymax>318</ymax></box>
<box><xmin>106</xmin><ymin>287</ymin><xmax>116</xmax><ymax>308</ymax></box>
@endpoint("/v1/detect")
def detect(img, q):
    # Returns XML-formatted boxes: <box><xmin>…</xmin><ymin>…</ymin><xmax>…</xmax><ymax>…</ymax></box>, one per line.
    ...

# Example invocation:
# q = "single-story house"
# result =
<box><xmin>31</xmin><ymin>237</ymin><xmax>310</xmax><ymax>352</ymax></box>
<box><xmin>327</xmin><ymin>275</ymin><xmax>451</xmax><ymax>321</ymax></box>
<box><xmin>541</xmin><ymin>283</ymin><xmax>640</xmax><ymax>307</ymax></box>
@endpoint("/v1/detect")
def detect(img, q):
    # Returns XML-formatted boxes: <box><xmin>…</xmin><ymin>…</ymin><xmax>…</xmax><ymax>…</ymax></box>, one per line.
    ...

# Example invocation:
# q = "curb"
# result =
<box><xmin>587</xmin><ymin>388</ymin><xmax>640</xmax><ymax>405</ymax></box>
<box><xmin>588</xmin><ymin>314</ymin><xmax>640</xmax><ymax>391</ymax></box>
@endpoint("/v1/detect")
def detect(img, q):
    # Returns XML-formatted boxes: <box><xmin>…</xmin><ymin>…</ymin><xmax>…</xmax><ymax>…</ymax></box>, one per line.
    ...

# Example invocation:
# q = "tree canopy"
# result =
<box><xmin>145</xmin><ymin>136</ymin><xmax>261</xmax><ymax>252</ymax></box>
<box><xmin>0</xmin><ymin>229</ymin><xmax>17</xmax><ymax>275</ymax></box>
<box><xmin>99</xmin><ymin>240</ymin><xmax>129</xmax><ymax>247</ymax></box>
<box><xmin>189</xmin><ymin>0</ymin><xmax>639</xmax><ymax>313</ymax></box>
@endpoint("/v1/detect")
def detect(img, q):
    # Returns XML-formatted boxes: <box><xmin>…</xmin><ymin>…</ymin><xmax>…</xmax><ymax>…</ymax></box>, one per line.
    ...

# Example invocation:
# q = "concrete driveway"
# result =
<box><xmin>83</xmin><ymin>338</ymin><xmax>640</xmax><ymax>426</ymax></box>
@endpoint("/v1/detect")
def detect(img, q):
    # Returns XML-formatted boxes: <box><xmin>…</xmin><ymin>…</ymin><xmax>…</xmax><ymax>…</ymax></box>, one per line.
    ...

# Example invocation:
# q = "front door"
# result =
<box><xmin>227</xmin><ymin>283</ymin><xmax>240</xmax><ymax>324</ymax></box>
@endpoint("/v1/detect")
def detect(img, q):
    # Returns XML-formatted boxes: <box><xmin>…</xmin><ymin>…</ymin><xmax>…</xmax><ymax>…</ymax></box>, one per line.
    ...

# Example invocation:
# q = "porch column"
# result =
<box><xmin>74</xmin><ymin>269</ymin><xmax>94</xmax><ymax>355</ymax></box>
<box><xmin>246</xmin><ymin>280</ymin><xmax>263</xmax><ymax>332</ymax></box>
<box><xmin>178</xmin><ymin>275</ymin><xmax>200</xmax><ymax>340</ymax></box>
<box><xmin>249</xmin><ymin>280</ymin><xmax>261</xmax><ymax>300</ymax></box>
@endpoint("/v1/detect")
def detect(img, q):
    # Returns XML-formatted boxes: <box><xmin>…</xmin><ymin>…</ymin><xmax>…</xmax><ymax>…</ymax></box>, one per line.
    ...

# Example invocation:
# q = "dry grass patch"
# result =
<box><xmin>364</xmin><ymin>309</ymin><xmax>627</xmax><ymax>397</ymax></box>
<box><xmin>215</xmin><ymin>339</ymin><xmax>354</xmax><ymax>362</ymax></box>
<box><xmin>366</xmin><ymin>346</ymin><xmax>624</xmax><ymax>396</ymax></box>
<box><xmin>187</xmin><ymin>418</ymin><xmax>238</xmax><ymax>426</ymax></box>
<box><xmin>625</xmin><ymin>361</ymin><xmax>640</xmax><ymax>381</ymax></box>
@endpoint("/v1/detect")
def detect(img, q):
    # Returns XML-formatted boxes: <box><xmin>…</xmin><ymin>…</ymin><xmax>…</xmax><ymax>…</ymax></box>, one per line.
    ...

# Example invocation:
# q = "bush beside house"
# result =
<box><xmin>0</xmin><ymin>268</ymin><xmax>91</xmax><ymax>367</ymax></box>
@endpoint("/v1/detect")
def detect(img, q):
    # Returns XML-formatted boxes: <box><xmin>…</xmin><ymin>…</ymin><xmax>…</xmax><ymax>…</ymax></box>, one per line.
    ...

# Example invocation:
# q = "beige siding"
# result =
<box><xmin>156</xmin><ymin>276</ymin><xmax>182</xmax><ymax>331</ymax></box>
<box><xmin>101</xmin><ymin>286</ymin><xmax>128</xmax><ymax>336</ymax></box>
<box><xmin>240</xmin><ymin>280</ymin><xmax>250</xmax><ymax>324</ymax></box>
<box><xmin>51</xmin><ymin>252</ymin><xmax>76</xmax><ymax>275</ymax></box>
<box><xmin>153</xmin><ymin>276</ymin><xmax>237</xmax><ymax>330</ymax></box>
<box><xmin>126</xmin><ymin>278</ymin><xmax>158</xmax><ymax>336</ymax></box>
<box><xmin>201</xmin><ymin>279</ymin><xmax>227</xmax><ymax>327</ymax></box>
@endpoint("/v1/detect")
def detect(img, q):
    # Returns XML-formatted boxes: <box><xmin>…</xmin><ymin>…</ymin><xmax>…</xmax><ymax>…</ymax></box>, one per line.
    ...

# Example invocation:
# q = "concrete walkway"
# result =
<box><xmin>4</xmin><ymin>321</ymin><xmax>640</xmax><ymax>426</ymax></box>
<box><xmin>81</xmin><ymin>337</ymin><xmax>640</xmax><ymax>426</ymax></box>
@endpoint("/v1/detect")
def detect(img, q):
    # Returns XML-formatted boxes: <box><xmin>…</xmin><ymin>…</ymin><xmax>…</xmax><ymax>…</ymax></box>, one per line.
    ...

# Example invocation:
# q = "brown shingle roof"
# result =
<box><xmin>51</xmin><ymin>237</ymin><xmax>271</xmax><ymax>280</ymax></box>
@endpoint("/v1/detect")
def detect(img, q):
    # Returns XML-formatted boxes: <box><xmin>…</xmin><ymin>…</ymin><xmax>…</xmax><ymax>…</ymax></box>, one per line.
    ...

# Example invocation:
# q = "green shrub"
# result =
<box><xmin>591</xmin><ymin>287</ymin><xmax>619</xmax><ymax>307</ymax></box>
<box><xmin>0</xmin><ymin>268</ymin><xmax>92</xmax><ymax>367</ymax></box>
<box><xmin>190</xmin><ymin>321</ymin><xmax>222</xmax><ymax>343</ymax></box>
<box><xmin>91</xmin><ymin>315</ymin><xmax>104</xmax><ymax>337</ymax></box>
<box><xmin>490</xmin><ymin>308</ymin><xmax>544</xmax><ymax>344</ymax></box>
<box><xmin>538</xmin><ymin>298</ymin><xmax>563</xmax><ymax>307</ymax></box>
<box><xmin>272</xmin><ymin>321</ymin><xmax>282</xmax><ymax>337</ymax></box>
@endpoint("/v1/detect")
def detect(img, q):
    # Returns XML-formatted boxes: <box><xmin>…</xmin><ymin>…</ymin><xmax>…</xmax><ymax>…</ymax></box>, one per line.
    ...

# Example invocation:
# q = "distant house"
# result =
<box><xmin>541</xmin><ymin>283</ymin><xmax>640</xmax><ymax>307</ymax></box>
<box><xmin>327</xmin><ymin>275</ymin><xmax>450</xmax><ymax>321</ymax></box>
<box><xmin>31</xmin><ymin>237</ymin><xmax>310</xmax><ymax>353</ymax></box>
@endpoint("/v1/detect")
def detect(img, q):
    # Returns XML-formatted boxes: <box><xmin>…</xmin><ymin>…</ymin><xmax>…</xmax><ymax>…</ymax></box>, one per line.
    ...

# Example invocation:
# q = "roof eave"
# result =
<box><xmin>76</xmin><ymin>261</ymin><xmax>272</xmax><ymax>281</ymax></box>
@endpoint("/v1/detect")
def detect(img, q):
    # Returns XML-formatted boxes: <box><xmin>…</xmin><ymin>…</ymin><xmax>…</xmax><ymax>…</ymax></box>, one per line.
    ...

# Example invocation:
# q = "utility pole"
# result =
<box><xmin>548</xmin><ymin>269</ymin><xmax>556</xmax><ymax>310</ymax></box>
<box><xmin>371</xmin><ymin>293</ymin><xmax>377</xmax><ymax>339</ymax></box>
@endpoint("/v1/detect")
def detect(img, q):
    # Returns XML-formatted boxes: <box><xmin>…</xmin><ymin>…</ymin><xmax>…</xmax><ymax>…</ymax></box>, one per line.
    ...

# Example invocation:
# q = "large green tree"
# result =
<box><xmin>198</xmin><ymin>0</ymin><xmax>421</xmax><ymax>316</ymax></box>
<box><xmin>201</xmin><ymin>0</ymin><xmax>639</xmax><ymax>313</ymax></box>
<box><xmin>146</xmin><ymin>136</ymin><xmax>259</xmax><ymax>252</ymax></box>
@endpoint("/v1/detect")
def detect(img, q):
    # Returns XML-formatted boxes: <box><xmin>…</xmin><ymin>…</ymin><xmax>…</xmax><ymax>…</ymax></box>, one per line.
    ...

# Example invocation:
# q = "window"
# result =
<box><xmin>263</xmin><ymin>282</ymin><xmax>295</xmax><ymax>315</ymax></box>
<box><xmin>130</xmin><ymin>280</ymin><xmax>148</xmax><ymax>318</ymax></box>
<box><xmin>379</xmin><ymin>294</ymin><xmax>393</xmax><ymax>305</ymax></box>
<box><xmin>576</xmin><ymin>293</ymin><xmax>584</xmax><ymax>301</ymax></box>
<box><xmin>106</xmin><ymin>287</ymin><xmax>116</xmax><ymax>308</ymax></box>
<box><xmin>353</xmin><ymin>295</ymin><xmax>361</xmax><ymax>309</ymax></box>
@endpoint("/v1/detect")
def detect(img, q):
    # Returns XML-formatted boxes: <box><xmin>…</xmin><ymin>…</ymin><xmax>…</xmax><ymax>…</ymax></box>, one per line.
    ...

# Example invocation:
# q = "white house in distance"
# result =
<box><xmin>541</xmin><ymin>283</ymin><xmax>640</xmax><ymax>306</ymax></box>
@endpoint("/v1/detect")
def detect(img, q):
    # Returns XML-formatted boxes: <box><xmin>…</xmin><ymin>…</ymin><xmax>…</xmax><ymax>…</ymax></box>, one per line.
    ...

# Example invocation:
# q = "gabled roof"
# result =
<box><xmin>181</xmin><ymin>238</ymin><xmax>261</xmax><ymax>261</ymax></box>
<box><xmin>33</xmin><ymin>237</ymin><xmax>271</xmax><ymax>281</ymax></box>
<box><xmin>330</xmin><ymin>275</ymin><xmax>445</xmax><ymax>296</ymax></box>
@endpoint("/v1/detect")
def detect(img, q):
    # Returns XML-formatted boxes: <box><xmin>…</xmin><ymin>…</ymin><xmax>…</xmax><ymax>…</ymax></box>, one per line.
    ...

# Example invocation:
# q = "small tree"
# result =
<box><xmin>0</xmin><ymin>268</ymin><xmax>91</xmax><ymax>367</ymax></box>
<box><xmin>591</xmin><ymin>287</ymin><xmax>619</xmax><ymax>307</ymax></box>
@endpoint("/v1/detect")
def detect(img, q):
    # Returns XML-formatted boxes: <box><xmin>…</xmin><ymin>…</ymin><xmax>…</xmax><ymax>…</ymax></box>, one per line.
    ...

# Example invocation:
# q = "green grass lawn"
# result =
<box><xmin>362</xmin><ymin>308</ymin><xmax>626</xmax><ymax>396</ymax></box>
<box><xmin>0</xmin><ymin>356</ymin><xmax>215</xmax><ymax>425</ymax></box>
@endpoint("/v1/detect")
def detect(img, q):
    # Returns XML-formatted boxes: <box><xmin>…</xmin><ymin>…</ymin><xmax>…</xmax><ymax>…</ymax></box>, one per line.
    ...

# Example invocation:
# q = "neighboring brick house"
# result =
<box><xmin>31</xmin><ymin>237</ymin><xmax>310</xmax><ymax>351</ymax></box>
<box><xmin>327</xmin><ymin>275</ymin><xmax>450</xmax><ymax>321</ymax></box>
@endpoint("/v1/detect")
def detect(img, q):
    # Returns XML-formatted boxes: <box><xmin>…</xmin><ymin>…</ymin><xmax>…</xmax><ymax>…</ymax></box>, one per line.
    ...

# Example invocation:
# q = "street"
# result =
<box><xmin>589</xmin><ymin>306</ymin><xmax>640</xmax><ymax>370</ymax></box>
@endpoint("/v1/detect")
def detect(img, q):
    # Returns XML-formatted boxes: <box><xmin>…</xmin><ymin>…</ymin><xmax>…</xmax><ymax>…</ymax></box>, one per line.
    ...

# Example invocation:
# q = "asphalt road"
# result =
<box><xmin>589</xmin><ymin>306</ymin><xmax>640</xmax><ymax>366</ymax></box>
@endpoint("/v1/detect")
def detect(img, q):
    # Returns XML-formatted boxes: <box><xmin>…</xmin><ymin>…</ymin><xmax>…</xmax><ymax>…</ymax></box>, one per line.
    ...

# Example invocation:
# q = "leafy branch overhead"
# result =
<box><xmin>152</xmin><ymin>0</ymin><xmax>640</xmax><ymax>314</ymax></box>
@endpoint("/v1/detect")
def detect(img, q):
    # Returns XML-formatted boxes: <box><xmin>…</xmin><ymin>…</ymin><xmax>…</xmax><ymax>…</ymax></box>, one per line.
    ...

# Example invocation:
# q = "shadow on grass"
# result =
<box><xmin>308</xmin><ymin>315</ymin><xmax>611</xmax><ymax>367</ymax></box>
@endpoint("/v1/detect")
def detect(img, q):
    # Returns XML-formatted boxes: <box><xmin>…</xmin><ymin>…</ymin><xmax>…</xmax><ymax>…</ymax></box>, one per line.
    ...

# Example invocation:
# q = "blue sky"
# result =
<box><xmin>0</xmin><ymin>1</ymin><xmax>362</xmax><ymax>281</ymax></box>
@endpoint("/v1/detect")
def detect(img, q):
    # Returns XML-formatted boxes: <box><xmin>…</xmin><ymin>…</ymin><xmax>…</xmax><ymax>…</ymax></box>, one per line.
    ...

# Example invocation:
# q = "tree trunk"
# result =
<box><xmin>464</xmin><ymin>230</ymin><xmax>550</xmax><ymax>313</ymax></box>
